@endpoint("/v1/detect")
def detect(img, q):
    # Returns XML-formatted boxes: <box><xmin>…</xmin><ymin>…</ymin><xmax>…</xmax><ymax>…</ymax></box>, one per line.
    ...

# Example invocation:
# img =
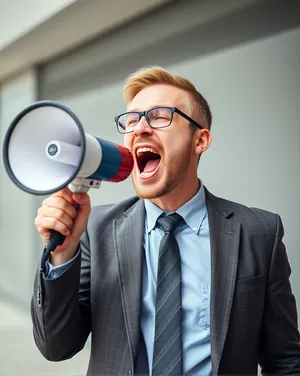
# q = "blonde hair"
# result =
<box><xmin>123</xmin><ymin>66</ymin><xmax>212</xmax><ymax>130</ymax></box>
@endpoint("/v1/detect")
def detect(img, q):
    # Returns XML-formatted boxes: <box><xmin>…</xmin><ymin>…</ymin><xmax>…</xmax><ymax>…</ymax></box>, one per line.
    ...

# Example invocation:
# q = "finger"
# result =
<box><xmin>51</xmin><ymin>187</ymin><xmax>74</xmax><ymax>204</ymax></box>
<box><xmin>35</xmin><ymin>216</ymin><xmax>71</xmax><ymax>236</ymax></box>
<box><xmin>37</xmin><ymin>206</ymin><xmax>74</xmax><ymax>231</ymax></box>
<box><xmin>42</xmin><ymin>197</ymin><xmax>77</xmax><ymax>219</ymax></box>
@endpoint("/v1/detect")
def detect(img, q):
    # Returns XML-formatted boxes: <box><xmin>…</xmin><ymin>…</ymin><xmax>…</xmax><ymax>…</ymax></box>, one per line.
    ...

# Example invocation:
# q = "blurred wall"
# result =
<box><xmin>0</xmin><ymin>69</ymin><xmax>38</xmax><ymax>306</ymax></box>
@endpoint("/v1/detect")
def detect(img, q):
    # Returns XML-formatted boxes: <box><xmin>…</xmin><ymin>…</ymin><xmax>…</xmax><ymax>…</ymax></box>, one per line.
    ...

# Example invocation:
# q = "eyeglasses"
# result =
<box><xmin>114</xmin><ymin>106</ymin><xmax>203</xmax><ymax>134</ymax></box>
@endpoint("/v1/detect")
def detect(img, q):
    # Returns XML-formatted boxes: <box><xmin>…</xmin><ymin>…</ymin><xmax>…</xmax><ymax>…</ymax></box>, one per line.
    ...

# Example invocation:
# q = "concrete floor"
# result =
<box><xmin>0</xmin><ymin>299</ymin><xmax>90</xmax><ymax>376</ymax></box>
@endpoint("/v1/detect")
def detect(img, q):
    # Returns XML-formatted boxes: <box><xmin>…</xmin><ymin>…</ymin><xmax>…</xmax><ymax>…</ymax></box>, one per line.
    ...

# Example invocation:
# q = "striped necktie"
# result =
<box><xmin>152</xmin><ymin>213</ymin><xmax>183</xmax><ymax>376</ymax></box>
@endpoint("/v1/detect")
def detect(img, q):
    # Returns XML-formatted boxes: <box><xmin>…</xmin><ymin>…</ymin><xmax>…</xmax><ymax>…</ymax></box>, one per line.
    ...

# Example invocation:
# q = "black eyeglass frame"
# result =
<box><xmin>114</xmin><ymin>106</ymin><xmax>204</xmax><ymax>134</ymax></box>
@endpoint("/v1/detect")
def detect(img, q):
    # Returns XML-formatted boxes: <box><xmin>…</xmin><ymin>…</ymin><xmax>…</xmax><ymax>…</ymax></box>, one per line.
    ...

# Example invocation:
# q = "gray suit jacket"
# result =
<box><xmin>31</xmin><ymin>188</ymin><xmax>300</xmax><ymax>375</ymax></box>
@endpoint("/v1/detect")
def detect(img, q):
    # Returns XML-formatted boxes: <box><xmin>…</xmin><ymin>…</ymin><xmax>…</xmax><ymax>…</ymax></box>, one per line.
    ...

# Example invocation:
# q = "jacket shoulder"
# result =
<box><xmin>206</xmin><ymin>189</ymin><xmax>281</xmax><ymax>234</ymax></box>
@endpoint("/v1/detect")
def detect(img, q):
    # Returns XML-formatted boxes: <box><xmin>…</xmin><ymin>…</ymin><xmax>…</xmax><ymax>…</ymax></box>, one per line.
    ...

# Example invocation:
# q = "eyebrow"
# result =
<box><xmin>127</xmin><ymin>105</ymin><xmax>168</xmax><ymax>112</ymax></box>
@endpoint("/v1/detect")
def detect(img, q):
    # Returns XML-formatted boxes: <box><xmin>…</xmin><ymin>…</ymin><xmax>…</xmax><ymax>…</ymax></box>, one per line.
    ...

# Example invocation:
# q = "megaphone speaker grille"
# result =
<box><xmin>3</xmin><ymin>101</ymin><xmax>86</xmax><ymax>195</ymax></box>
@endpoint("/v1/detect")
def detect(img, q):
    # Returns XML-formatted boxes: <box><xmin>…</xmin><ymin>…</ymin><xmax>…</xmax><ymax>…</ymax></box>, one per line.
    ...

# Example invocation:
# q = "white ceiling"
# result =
<box><xmin>0</xmin><ymin>0</ymin><xmax>170</xmax><ymax>83</ymax></box>
<box><xmin>0</xmin><ymin>0</ymin><xmax>76</xmax><ymax>50</ymax></box>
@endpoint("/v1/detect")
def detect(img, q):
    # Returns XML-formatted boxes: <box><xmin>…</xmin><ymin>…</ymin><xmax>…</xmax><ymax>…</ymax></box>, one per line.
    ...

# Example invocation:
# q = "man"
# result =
<box><xmin>32</xmin><ymin>66</ymin><xmax>300</xmax><ymax>375</ymax></box>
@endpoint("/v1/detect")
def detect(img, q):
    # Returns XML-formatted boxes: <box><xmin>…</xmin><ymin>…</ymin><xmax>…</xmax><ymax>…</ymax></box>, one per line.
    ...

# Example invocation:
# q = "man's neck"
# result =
<box><xmin>150</xmin><ymin>178</ymin><xmax>201</xmax><ymax>212</ymax></box>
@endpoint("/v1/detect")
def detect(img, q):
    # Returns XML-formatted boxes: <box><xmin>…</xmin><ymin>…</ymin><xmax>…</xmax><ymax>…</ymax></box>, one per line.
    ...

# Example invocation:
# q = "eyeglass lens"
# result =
<box><xmin>118</xmin><ymin>107</ymin><xmax>172</xmax><ymax>133</ymax></box>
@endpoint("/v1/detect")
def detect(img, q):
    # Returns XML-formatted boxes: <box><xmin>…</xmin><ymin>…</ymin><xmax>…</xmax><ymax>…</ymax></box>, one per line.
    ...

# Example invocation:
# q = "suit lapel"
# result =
<box><xmin>205</xmin><ymin>189</ymin><xmax>241</xmax><ymax>375</ymax></box>
<box><xmin>113</xmin><ymin>198</ymin><xmax>145</xmax><ymax>363</ymax></box>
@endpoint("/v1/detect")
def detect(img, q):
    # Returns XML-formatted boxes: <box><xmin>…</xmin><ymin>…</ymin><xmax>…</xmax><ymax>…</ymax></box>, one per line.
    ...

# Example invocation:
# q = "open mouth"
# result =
<box><xmin>136</xmin><ymin>147</ymin><xmax>161</xmax><ymax>176</ymax></box>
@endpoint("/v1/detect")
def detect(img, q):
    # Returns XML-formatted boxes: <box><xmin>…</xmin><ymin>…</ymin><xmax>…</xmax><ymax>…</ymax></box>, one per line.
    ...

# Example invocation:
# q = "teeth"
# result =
<box><xmin>136</xmin><ymin>147</ymin><xmax>159</xmax><ymax>156</ymax></box>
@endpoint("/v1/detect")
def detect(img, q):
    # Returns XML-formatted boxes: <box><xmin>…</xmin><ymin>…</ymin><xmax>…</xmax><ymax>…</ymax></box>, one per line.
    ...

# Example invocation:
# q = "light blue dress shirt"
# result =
<box><xmin>46</xmin><ymin>183</ymin><xmax>212</xmax><ymax>375</ymax></box>
<box><xmin>139</xmin><ymin>183</ymin><xmax>212</xmax><ymax>375</ymax></box>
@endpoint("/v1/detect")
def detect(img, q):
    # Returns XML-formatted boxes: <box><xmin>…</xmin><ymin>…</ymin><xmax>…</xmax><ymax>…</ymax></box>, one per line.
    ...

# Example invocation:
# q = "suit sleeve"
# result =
<box><xmin>260</xmin><ymin>214</ymin><xmax>300</xmax><ymax>375</ymax></box>
<box><xmin>30</xmin><ymin>230</ymin><xmax>91</xmax><ymax>361</ymax></box>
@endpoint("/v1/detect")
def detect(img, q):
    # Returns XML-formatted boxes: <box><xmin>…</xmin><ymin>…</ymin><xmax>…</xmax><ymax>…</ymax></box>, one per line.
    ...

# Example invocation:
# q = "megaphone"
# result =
<box><xmin>2</xmin><ymin>100</ymin><xmax>134</xmax><ymax>254</ymax></box>
<box><xmin>3</xmin><ymin>100</ymin><xmax>134</xmax><ymax>195</ymax></box>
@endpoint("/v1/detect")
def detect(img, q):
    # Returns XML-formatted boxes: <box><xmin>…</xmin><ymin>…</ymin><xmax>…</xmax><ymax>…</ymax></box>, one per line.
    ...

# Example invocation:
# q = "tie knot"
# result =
<box><xmin>156</xmin><ymin>213</ymin><xmax>183</xmax><ymax>233</ymax></box>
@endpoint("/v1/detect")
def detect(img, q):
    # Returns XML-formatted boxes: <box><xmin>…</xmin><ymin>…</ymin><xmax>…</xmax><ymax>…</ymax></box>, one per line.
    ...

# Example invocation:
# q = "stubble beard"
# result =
<box><xmin>131</xmin><ymin>156</ymin><xmax>187</xmax><ymax>200</ymax></box>
<box><xmin>133</xmin><ymin>178</ymin><xmax>172</xmax><ymax>200</ymax></box>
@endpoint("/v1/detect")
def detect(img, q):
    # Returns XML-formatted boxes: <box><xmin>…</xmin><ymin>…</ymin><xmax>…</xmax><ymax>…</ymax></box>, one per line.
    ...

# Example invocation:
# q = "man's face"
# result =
<box><xmin>123</xmin><ymin>84</ymin><xmax>202</xmax><ymax>200</ymax></box>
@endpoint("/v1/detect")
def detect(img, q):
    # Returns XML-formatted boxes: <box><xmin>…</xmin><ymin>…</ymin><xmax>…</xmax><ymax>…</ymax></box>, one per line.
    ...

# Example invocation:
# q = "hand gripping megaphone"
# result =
<box><xmin>2</xmin><ymin>100</ymin><xmax>134</xmax><ymax>254</ymax></box>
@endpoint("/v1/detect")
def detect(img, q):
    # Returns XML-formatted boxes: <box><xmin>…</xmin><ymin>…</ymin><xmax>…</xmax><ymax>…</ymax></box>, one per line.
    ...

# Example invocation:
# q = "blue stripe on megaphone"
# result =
<box><xmin>87</xmin><ymin>137</ymin><xmax>121</xmax><ymax>181</ymax></box>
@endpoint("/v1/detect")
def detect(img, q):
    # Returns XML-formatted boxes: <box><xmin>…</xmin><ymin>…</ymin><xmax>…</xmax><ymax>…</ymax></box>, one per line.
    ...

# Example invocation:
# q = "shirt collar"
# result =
<box><xmin>144</xmin><ymin>181</ymin><xmax>207</xmax><ymax>234</ymax></box>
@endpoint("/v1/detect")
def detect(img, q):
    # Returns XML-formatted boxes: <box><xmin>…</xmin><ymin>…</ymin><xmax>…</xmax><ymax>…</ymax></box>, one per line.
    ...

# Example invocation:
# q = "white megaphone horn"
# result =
<box><xmin>2</xmin><ymin>100</ymin><xmax>134</xmax><ymax>255</ymax></box>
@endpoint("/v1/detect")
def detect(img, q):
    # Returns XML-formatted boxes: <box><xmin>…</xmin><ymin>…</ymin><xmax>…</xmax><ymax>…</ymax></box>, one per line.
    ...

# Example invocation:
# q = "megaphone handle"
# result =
<box><xmin>43</xmin><ymin>202</ymin><xmax>79</xmax><ymax>261</ymax></box>
<box><xmin>48</xmin><ymin>230</ymin><xmax>66</xmax><ymax>250</ymax></box>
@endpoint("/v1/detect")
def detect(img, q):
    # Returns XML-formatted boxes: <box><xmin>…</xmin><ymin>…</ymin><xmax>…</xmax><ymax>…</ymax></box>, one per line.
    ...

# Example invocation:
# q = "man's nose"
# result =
<box><xmin>134</xmin><ymin>115</ymin><xmax>153</xmax><ymax>136</ymax></box>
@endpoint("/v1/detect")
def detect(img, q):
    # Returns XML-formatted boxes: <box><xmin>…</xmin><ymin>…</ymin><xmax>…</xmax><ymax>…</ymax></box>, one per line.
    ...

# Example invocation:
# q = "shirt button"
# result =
<box><xmin>128</xmin><ymin>370</ymin><xmax>132</xmax><ymax>375</ymax></box>
<box><xmin>193</xmin><ymin>226</ymin><xmax>198</xmax><ymax>232</ymax></box>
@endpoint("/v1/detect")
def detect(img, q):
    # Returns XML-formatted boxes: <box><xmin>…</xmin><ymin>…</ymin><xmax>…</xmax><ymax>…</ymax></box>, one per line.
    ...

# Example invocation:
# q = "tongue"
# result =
<box><xmin>143</xmin><ymin>159</ymin><xmax>160</xmax><ymax>173</ymax></box>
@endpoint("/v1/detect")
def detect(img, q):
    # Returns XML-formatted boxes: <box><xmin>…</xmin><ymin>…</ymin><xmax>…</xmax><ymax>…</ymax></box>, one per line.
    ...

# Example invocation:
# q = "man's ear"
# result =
<box><xmin>195</xmin><ymin>129</ymin><xmax>212</xmax><ymax>155</ymax></box>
